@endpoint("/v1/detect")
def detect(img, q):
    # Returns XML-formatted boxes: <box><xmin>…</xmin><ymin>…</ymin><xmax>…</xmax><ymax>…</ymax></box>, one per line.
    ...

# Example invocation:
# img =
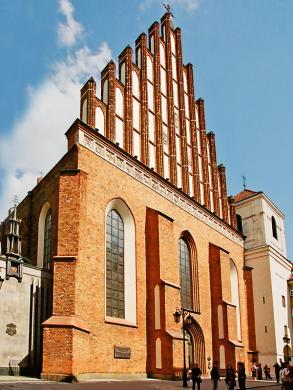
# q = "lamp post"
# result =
<box><xmin>173</xmin><ymin>307</ymin><xmax>193</xmax><ymax>387</ymax></box>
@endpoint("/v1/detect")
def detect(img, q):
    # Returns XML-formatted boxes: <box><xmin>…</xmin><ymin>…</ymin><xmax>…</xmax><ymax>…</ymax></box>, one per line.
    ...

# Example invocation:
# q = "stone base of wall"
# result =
<box><xmin>41</xmin><ymin>372</ymin><xmax>147</xmax><ymax>382</ymax></box>
<box><xmin>0</xmin><ymin>367</ymin><xmax>35</xmax><ymax>377</ymax></box>
<box><xmin>147</xmin><ymin>373</ymin><xmax>180</xmax><ymax>381</ymax></box>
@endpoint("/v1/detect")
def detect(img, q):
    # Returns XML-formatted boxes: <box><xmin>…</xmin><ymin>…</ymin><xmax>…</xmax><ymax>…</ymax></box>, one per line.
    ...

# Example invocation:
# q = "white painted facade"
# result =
<box><xmin>0</xmin><ymin>257</ymin><xmax>52</xmax><ymax>375</ymax></box>
<box><xmin>235</xmin><ymin>191</ymin><xmax>292</xmax><ymax>368</ymax></box>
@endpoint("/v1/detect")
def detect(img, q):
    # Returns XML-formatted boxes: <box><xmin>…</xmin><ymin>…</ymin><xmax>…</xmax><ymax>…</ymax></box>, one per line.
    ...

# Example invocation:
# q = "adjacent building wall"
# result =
<box><xmin>235</xmin><ymin>192</ymin><xmax>292</xmax><ymax>368</ymax></box>
<box><xmin>0</xmin><ymin>258</ymin><xmax>52</xmax><ymax>375</ymax></box>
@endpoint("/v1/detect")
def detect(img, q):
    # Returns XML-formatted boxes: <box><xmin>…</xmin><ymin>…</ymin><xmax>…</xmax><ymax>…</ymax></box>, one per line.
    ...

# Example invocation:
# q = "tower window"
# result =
<box><xmin>262</xmin><ymin>296</ymin><xmax>265</xmax><ymax>304</ymax></box>
<box><xmin>282</xmin><ymin>295</ymin><xmax>286</xmax><ymax>308</ymax></box>
<box><xmin>236</xmin><ymin>214</ymin><xmax>243</xmax><ymax>233</ymax></box>
<box><xmin>272</xmin><ymin>216</ymin><xmax>278</xmax><ymax>240</ymax></box>
<box><xmin>265</xmin><ymin>326</ymin><xmax>267</xmax><ymax>333</ymax></box>
<box><xmin>284</xmin><ymin>325</ymin><xmax>288</xmax><ymax>337</ymax></box>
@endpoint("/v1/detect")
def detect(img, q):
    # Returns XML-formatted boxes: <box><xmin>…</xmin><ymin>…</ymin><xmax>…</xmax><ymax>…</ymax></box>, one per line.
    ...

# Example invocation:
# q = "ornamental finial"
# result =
<box><xmin>163</xmin><ymin>3</ymin><xmax>174</xmax><ymax>18</ymax></box>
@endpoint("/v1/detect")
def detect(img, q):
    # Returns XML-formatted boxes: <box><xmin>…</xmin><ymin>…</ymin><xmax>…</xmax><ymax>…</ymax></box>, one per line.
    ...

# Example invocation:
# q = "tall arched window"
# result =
<box><xmin>179</xmin><ymin>238</ymin><xmax>192</xmax><ymax>309</ymax></box>
<box><xmin>105</xmin><ymin>198</ymin><xmax>136</xmax><ymax>324</ymax></box>
<box><xmin>272</xmin><ymin>216</ymin><xmax>278</xmax><ymax>239</ymax></box>
<box><xmin>43</xmin><ymin>209</ymin><xmax>52</xmax><ymax>270</ymax></box>
<box><xmin>106</xmin><ymin>209</ymin><xmax>125</xmax><ymax>319</ymax></box>
<box><xmin>37</xmin><ymin>202</ymin><xmax>52</xmax><ymax>269</ymax></box>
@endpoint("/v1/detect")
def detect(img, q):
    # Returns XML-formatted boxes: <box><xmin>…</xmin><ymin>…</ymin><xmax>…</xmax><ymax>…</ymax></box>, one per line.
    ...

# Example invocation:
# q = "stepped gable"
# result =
<box><xmin>79</xmin><ymin>11</ymin><xmax>236</xmax><ymax>227</ymax></box>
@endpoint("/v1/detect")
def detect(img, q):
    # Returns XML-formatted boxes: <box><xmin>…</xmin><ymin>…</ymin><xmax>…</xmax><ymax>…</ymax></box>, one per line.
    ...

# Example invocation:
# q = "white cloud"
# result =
<box><xmin>140</xmin><ymin>0</ymin><xmax>200</xmax><ymax>13</ymax></box>
<box><xmin>0</xmin><ymin>1</ymin><xmax>111</xmax><ymax>221</ymax></box>
<box><xmin>58</xmin><ymin>0</ymin><xmax>83</xmax><ymax>47</ymax></box>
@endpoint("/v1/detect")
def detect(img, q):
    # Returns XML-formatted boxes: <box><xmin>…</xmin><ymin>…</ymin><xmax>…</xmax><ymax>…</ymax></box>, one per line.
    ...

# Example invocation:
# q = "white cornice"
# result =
<box><xmin>76</xmin><ymin>129</ymin><xmax>243</xmax><ymax>246</ymax></box>
<box><xmin>244</xmin><ymin>244</ymin><xmax>292</xmax><ymax>270</ymax></box>
<box><xmin>235</xmin><ymin>192</ymin><xmax>285</xmax><ymax>219</ymax></box>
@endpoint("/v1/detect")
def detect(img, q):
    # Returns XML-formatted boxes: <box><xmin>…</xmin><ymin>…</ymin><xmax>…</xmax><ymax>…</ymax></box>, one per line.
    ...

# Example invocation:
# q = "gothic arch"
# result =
<box><xmin>105</xmin><ymin>198</ymin><xmax>136</xmax><ymax>324</ymax></box>
<box><xmin>187</xmin><ymin>319</ymin><xmax>206</xmax><ymax>374</ymax></box>
<box><xmin>37</xmin><ymin>201</ymin><xmax>52</xmax><ymax>269</ymax></box>
<box><xmin>179</xmin><ymin>231</ymin><xmax>200</xmax><ymax>313</ymax></box>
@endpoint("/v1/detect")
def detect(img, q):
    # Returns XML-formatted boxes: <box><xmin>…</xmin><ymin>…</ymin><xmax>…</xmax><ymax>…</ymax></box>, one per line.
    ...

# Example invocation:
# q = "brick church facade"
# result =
<box><xmin>0</xmin><ymin>12</ymin><xmax>258</xmax><ymax>380</ymax></box>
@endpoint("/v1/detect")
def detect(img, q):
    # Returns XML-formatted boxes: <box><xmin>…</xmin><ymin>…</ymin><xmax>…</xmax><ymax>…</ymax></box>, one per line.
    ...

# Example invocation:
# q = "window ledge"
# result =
<box><xmin>105</xmin><ymin>316</ymin><xmax>137</xmax><ymax>328</ymax></box>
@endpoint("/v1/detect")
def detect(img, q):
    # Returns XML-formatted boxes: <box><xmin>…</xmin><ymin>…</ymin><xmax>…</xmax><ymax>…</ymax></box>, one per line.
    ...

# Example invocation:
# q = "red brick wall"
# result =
<box><xmin>209</xmin><ymin>244</ymin><xmax>236</xmax><ymax>369</ymax></box>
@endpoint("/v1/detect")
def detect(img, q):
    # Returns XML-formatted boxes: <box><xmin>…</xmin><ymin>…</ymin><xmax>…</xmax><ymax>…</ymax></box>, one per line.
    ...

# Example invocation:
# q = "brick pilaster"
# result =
<box><xmin>207</xmin><ymin>132</ymin><xmax>220</xmax><ymax>216</ymax></box>
<box><xmin>136</xmin><ymin>33</ymin><xmax>149</xmax><ymax>166</ymax></box>
<box><xmin>243</xmin><ymin>266</ymin><xmax>257</xmax><ymax>356</ymax></box>
<box><xmin>228</xmin><ymin>196</ymin><xmax>237</xmax><ymax>229</ymax></box>
<box><xmin>186</xmin><ymin>64</ymin><xmax>200</xmax><ymax>202</ymax></box>
<box><xmin>149</xmin><ymin>22</ymin><xmax>164</xmax><ymax>175</ymax></box>
<box><xmin>197</xmin><ymin>98</ymin><xmax>210</xmax><ymax>208</ymax></box>
<box><xmin>119</xmin><ymin>46</ymin><xmax>133</xmax><ymax>154</ymax></box>
<box><xmin>218</xmin><ymin>164</ymin><xmax>229</xmax><ymax>223</ymax></box>
<box><xmin>80</xmin><ymin>77</ymin><xmax>96</xmax><ymax>128</ymax></box>
<box><xmin>101</xmin><ymin>60</ymin><xmax>116</xmax><ymax>142</ymax></box>
<box><xmin>161</xmin><ymin>13</ymin><xmax>177</xmax><ymax>185</ymax></box>
<box><xmin>209</xmin><ymin>244</ymin><xmax>237</xmax><ymax>372</ymax></box>
<box><xmin>42</xmin><ymin>169</ymin><xmax>90</xmax><ymax>381</ymax></box>
<box><xmin>175</xmin><ymin>27</ymin><xmax>189</xmax><ymax>194</ymax></box>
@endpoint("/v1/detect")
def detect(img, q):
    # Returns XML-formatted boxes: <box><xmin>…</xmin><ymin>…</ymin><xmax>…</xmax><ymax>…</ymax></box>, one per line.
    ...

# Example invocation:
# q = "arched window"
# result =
<box><xmin>272</xmin><ymin>216</ymin><xmax>278</xmax><ymax>239</ymax></box>
<box><xmin>105</xmin><ymin>199</ymin><xmax>136</xmax><ymax>324</ymax></box>
<box><xmin>43</xmin><ymin>209</ymin><xmax>52</xmax><ymax>270</ymax></box>
<box><xmin>236</xmin><ymin>214</ymin><xmax>243</xmax><ymax>233</ymax></box>
<box><xmin>106</xmin><ymin>209</ymin><xmax>125</xmax><ymax>319</ymax></box>
<box><xmin>37</xmin><ymin>202</ymin><xmax>52</xmax><ymax>269</ymax></box>
<box><xmin>179</xmin><ymin>238</ymin><xmax>192</xmax><ymax>309</ymax></box>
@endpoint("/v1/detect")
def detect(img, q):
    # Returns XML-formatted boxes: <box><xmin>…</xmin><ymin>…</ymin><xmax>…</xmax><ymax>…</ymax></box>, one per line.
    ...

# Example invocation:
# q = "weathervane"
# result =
<box><xmin>242</xmin><ymin>175</ymin><xmax>246</xmax><ymax>190</ymax></box>
<box><xmin>163</xmin><ymin>3</ymin><xmax>174</xmax><ymax>18</ymax></box>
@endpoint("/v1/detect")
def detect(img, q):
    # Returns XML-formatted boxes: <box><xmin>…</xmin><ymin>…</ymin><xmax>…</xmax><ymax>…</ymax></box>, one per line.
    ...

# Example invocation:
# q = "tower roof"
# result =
<box><xmin>232</xmin><ymin>189</ymin><xmax>262</xmax><ymax>203</ymax></box>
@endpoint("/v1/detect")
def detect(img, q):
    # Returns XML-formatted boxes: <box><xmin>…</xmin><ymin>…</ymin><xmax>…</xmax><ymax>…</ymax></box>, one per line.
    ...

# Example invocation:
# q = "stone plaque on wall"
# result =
<box><xmin>114</xmin><ymin>346</ymin><xmax>131</xmax><ymax>359</ymax></box>
<box><xmin>6</xmin><ymin>323</ymin><xmax>17</xmax><ymax>336</ymax></box>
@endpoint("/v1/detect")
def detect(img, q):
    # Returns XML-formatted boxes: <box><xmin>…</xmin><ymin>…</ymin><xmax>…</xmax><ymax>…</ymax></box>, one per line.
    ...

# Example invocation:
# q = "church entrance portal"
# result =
<box><xmin>186</xmin><ymin>320</ymin><xmax>206</xmax><ymax>374</ymax></box>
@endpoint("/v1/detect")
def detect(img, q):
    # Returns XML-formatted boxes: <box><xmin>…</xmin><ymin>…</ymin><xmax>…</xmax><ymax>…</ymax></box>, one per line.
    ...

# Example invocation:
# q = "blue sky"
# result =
<box><xmin>0</xmin><ymin>0</ymin><xmax>292</xmax><ymax>259</ymax></box>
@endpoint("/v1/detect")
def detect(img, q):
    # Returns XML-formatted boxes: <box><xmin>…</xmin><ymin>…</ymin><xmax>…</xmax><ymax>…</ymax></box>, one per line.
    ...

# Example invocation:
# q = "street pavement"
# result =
<box><xmin>0</xmin><ymin>378</ymin><xmax>282</xmax><ymax>390</ymax></box>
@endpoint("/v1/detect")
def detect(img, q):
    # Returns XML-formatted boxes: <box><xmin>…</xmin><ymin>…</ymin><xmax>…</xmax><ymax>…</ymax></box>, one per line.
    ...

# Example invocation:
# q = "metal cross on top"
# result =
<box><xmin>242</xmin><ymin>175</ymin><xmax>247</xmax><ymax>190</ymax></box>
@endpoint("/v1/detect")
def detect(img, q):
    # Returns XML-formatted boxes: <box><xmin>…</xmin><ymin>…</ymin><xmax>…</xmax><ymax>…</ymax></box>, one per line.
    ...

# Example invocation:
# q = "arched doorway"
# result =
<box><xmin>284</xmin><ymin>345</ymin><xmax>292</xmax><ymax>363</ymax></box>
<box><xmin>186</xmin><ymin>319</ymin><xmax>206</xmax><ymax>373</ymax></box>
